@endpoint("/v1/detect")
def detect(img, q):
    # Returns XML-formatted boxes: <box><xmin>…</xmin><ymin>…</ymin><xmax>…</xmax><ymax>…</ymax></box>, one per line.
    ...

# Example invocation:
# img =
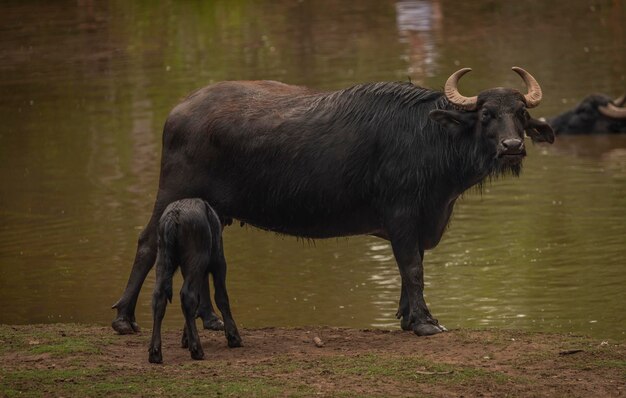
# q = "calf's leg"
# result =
<box><xmin>180</xmin><ymin>278</ymin><xmax>205</xmax><ymax>360</ymax></box>
<box><xmin>212</xmin><ymin>243</ymin><xmax>242</xmax><ymax>348</ymax></box>
<box><xmin>181</xmin><ymin>325</ymin><xmax>189</xmax><ymax>349</ymax></box>
<box><xmin>197</xmin><ymin>277</ymin><xmax>225</xmax><ymax>331</ymax></box>
<box><xmin>148</xmin><ymin>261</ymin><xmax>170</xmax><ymax>364</ymax></box>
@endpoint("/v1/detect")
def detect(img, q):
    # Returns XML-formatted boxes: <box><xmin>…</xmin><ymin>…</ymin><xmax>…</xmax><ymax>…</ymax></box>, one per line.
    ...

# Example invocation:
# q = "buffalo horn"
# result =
<box><xmin>444</xmin><ymin>68</ymin><xmax>478</xmax><ymax>111</ymax></box>
<box><xmin>599</xmin><ymin>102</ymin><xmax>626</xmax><ymax>119</ymax></box>
<box><xmin>613</xmin><ymin>94</ymin><xmax>625</xmax><ymax>107</ymax></box>
<box><xmin>511</xmin><ymin>66</ymin><xmax>542</xmax><ymax>108</ymax></box>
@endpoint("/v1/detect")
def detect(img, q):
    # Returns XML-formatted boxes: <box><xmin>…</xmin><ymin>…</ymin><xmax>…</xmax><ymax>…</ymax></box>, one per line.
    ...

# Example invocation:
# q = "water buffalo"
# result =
<box><xmin>112</xmin><ymin>67</ymin><xmax>555</xmax><ymax>337</ymax></box>
<box><xmin>148</xmin><ymin>199</ymin><xmax>241</xmax><ymax>364</ymax></box>
<box><xmin>547</xmin><ymin>94</ymin><xmax>626</xmax><ymax>134</ymax></box>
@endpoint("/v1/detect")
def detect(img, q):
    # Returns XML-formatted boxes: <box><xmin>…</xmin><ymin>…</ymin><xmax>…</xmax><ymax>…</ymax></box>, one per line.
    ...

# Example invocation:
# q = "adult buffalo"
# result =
<box><xmin>547</xmin><ymin>94</ymin><xmax>626</xmax><ymax>134</ymax></box>
<box><xmin>112</xmin><ymin>67</ymin><xmax>555</xmax><ymax>336</ymax></box>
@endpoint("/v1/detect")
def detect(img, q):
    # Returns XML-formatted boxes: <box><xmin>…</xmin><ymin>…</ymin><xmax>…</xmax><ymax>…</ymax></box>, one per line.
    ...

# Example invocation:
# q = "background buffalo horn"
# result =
<box><xmin>444</xmin><ymin>68</ymin><xmax>478</xmax><ymax>111</ymax></box>
<box><xmin>613</xmin><ymin>94</ymin><xmax>625</xmax><ymax>107</ymax></box>
<box><xmin>511</xmin><ymin>66</ymin><xmax>542</xmax><ymax>108</ymax></box>
<box><xmin>599</xmin><ymin>102</ymin><xmax>626</xmax><ymax>119</ymax></box>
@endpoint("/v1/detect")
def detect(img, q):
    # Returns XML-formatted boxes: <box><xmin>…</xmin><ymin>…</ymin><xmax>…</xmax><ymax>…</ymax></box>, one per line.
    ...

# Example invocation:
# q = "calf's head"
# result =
<box><xmin>430</xmin><ymin>67</ymin><xmax>555</xmax><ymax>171</ymax></box>
<box><xmin>548</xmin><ymin>94</ymin><xmax>626</xmax><ymax>134</ymax></box>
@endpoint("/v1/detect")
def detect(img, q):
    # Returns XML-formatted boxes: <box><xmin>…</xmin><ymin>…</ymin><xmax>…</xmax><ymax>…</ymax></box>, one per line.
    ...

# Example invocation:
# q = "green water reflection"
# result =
<box><xmin>0</xmin><ymin>1</ymin><xmax>624</xmax><ymax>341</ymax></box>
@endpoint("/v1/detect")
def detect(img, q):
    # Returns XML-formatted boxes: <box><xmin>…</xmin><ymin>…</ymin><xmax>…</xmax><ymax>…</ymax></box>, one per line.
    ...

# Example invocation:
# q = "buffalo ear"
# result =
<box><xmin>525</xmin><ymin>117</ymin><xmax>555</xmax><ymax>144</ymax></box>
<box><xmin>429</xmin><ymin>109</ymin><xmax>476</xmax><ymax>133</ymax></box>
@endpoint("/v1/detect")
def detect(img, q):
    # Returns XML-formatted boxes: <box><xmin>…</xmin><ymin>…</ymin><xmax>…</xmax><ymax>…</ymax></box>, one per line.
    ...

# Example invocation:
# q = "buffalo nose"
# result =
<box><xmin>501</xmin><ymin>138</ymin><xmax>524</xmax><ymax>153</ymax></box>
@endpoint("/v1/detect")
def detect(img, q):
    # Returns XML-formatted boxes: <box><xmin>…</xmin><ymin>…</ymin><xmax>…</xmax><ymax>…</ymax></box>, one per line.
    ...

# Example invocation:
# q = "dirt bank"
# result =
<box><xmin>0</xmin><ymin>324</ymin><xmax>623</xmax><ymax>397</ymax></box>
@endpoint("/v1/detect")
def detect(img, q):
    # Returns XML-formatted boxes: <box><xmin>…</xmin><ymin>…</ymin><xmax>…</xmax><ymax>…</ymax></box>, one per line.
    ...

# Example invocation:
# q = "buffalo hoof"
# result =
<box><xmin>148</xmin><ymin>348</ymin><xmax>163</xmax><ymax>364</ymax></box>
<box><xmin>227</xmin><ymin>332</ymin><xmax>243</xmax><ymax>348</ymax></box>
<box><xmin>413</xmin><ymin>322</ymin><xmax>447</xmax><ymax>336</ymax></box>
<box><xmin>202</xmin><ymin>316</ymin><xmax>225</xmax><ymax>331</ymax></box>
<box><xmin>190</xmin><ymin>346</ymin><xmax>205</xmax><ymax>360</ymax></box>
<box><xmin>112</xmin><ymin>317</ymin><xmax>140</xmax><ymax>335</ymax></box>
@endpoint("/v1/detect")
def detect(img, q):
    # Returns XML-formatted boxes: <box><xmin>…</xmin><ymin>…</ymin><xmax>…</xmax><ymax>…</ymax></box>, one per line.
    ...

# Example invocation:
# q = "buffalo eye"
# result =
<box><xmin>517</xmin><ymin>108</ymin><xmax>529</xmax><ymax>121</ymax></box>
<box><xmin>481</xmin><ymin>108</ymin><xmax>492</xmax><ymax>123</ymax></box>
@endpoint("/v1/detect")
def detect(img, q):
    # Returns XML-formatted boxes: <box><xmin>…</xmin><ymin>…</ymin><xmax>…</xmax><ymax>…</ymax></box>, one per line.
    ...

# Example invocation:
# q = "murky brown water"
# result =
<box><xmin>1</xmin><ymin>1</ymin><xmax>624</xmax><ymax>341</ymax></box>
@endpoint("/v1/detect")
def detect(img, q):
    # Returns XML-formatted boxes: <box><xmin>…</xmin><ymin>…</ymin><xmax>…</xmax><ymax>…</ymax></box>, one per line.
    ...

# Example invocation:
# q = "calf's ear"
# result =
<box><xmin>429</xmin><ymin>109</ymin><xmax>476</xmax><ymax>133</ymax></box>
<box><xmin>525</xmin><ymin>117</ymin><xmax>555</xmax><ymax>144</ymax></box>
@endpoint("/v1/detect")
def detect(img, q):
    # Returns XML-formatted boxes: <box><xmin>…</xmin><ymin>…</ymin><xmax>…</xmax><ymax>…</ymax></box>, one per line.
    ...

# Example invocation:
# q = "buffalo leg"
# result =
<box><xmin>396</xmin><ymin>249</ymin><xmax>437</xmax><ymax>331</ymax></box>
<box><xmin>181</xmin><ymin>325</ymin><xmax>189</xmax><ymax>349</ymax></box>
<box><xmin>148</xmin><ymin>260</ymin><xmax>170</xmax><ymax>364</ymax></box>
<box><xmin>112</xmin><ymin>221</ymin><xmax>158</xmax><ymax>334</ymax></box>
<box><xmin>396</xmin><ymin>280</ymin><xmax>411</xmax><ymax>331</ymax></box>
<box><xmin>180</xmin><ymin>278</ymin><xmax>204</xmax><ymax>360</ymax></box>
<box><xmin>212</xmin><ymin>243</ymin><xmax>242</xmax><ymax>348</ymax></box>
<box><xmin>388</xmin><ymin>222</ymin><xmax>445</xmax><ymax>336</ymax></box>
<box><xmin>197</xmin><ymin>277</ymin><xmax>225</xmax><ymax>331</ymax></box>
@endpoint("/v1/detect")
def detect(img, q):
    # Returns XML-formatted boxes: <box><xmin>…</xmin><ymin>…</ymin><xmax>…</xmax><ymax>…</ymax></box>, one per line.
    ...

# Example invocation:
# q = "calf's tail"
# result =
<box><xmin>157</xmin><ymin>215</ymin><xmax>178</xmax><ymax>303</ymax></box>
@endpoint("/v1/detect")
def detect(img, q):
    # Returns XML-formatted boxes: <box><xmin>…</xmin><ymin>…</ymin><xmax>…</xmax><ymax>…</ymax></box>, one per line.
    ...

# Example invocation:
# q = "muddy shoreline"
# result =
<box><xmin>0</xmin><ymin>324</ymin><xmax>623</xmax><ymax>397</ymax></box>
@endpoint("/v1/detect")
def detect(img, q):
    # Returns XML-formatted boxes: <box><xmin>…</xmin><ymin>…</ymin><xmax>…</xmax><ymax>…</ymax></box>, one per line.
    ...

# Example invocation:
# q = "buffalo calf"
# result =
<box><xmin>148</xmin><ymin>198</ymin><xmax>242</xmax><ymax>364</ymax></box>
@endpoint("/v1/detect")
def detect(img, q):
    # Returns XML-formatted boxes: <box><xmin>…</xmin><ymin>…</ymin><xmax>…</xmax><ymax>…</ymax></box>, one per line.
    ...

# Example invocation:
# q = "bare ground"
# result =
<box><xmin>0</xmin><ymin>324</ymin><xmax>624</xmax><ymax>397</ymax></box>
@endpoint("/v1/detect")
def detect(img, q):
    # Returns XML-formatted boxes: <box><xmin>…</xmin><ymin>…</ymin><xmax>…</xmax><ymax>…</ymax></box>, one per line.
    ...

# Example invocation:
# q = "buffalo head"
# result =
<box><xmin>430</xmin><ymin>67</ymin><xmax>555</xmax><ymax>170</ymax></box>
<box><xmin>548</xmin><ymin>94</ymin><xmax>626</xmax><ymax>134</ymax></box>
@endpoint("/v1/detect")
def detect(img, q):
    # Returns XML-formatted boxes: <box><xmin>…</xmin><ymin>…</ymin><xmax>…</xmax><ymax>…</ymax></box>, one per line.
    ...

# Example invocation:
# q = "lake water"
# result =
<box><xmin>0</xmin><ymin>0</ymin><xmax>624</xmax><ymax>341</ymax></box>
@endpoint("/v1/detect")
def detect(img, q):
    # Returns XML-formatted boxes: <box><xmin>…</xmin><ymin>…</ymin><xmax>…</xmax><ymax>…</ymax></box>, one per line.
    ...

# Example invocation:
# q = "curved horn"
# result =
<box><xmin>511</xmin><ymin>66</ymin><xmax>542</xmax><ymax>108</ymax></box>
<box><xmin>612</xmin><ymin>94</ymin><xmax>625</xmax><ymax>107</ymax></box>
<box><xmin>599</xmin><ymin>102</ymin><xmax>626</xmax><ymax>119</ymax></box>
<box><xmin>444</xmin><ymin>68</ymin><xmax>477</xmax><ymax>111</ymax></box>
